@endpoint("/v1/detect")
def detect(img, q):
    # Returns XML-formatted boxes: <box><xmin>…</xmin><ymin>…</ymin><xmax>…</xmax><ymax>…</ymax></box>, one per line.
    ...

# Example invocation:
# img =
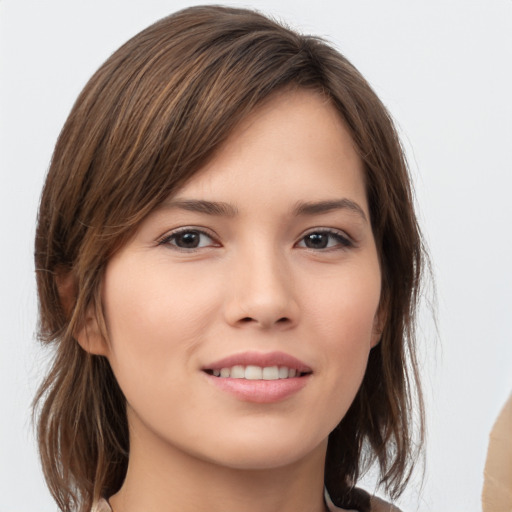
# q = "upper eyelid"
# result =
<box><xmin>157</xmin><ymin>226</ymin><xmax>219</xmax><ymax>245</ymax></box>
<box><xmin>159</xmin><ymin>225</ymin><xmax>216</xmax><ymax>237</ymax></box>
<box><xmin>295</xmin><ymin>228</ymin><xmax>356</xmax><ymax>250</ymax></box>
<box><xmin>156</xmin><ymin>226</ymin><xmax>355</xmax><ymax>245</ymax></box>
<box><xmin>299</xmin><ymin>227</ymin><xmax>353</xmax><ymax>240</ymax></box>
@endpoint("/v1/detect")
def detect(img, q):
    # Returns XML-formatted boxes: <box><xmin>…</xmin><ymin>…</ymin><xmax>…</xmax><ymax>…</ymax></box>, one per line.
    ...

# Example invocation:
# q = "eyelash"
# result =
<box><xmin>297</xmin><ymin>229</ymin><xmax>354</xmax><ymax>251</ymax></box>
<box><xmin>157</xmin><ymin>227</ymin><xmax>354</xmax><ymax>252</ymax></box>
<box><xmin>158</xmin><ymin>228</ymin><xmax>218</xmax><ymax>252</ymax></box>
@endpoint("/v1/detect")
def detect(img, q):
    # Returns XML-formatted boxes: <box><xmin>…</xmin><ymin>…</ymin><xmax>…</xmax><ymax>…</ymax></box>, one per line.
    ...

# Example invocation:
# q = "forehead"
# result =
<box><xmin>171</xmin><ymin>89</ymin><xmax>368</xmax><ymax>215</ymax></box>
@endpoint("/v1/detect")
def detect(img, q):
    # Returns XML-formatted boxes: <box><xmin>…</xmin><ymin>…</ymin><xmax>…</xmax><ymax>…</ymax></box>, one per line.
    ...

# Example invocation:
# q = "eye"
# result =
<box><xmin>159</xmin><ymin>228</ymin><xmax>218</xmax><ymax>250</ymax></box>
<box><xmin>297</xmin><ymin>230</ymin><xmax>353</xmax><ymax>250</ymax></box>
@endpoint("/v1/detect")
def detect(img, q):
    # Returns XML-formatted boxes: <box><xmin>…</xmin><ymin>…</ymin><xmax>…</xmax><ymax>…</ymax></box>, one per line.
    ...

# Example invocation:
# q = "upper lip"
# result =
<box><xmin>203</xmin><ymin>351</ymin><xmax>312</xmax><ymax>373</ymax></box>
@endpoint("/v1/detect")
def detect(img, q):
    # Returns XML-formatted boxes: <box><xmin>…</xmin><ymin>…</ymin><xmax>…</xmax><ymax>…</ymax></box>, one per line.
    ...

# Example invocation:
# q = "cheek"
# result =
<box><xmin>302</xmin><ymin>262</ymin><xmax>381</xmax><ymax>408</ymax></box>
<box><xmin>105</xmin><ymin>254</ymin><xmax>216</xmax><ymax>334</ymax></box>
<box><xmin>101</xmin><ymin>258</ymin><xmax>217</xmax><ymax>392</ymax></box>
<box><xmin>305</xmin><ymin>263</ymin><xmax>381</xmax><ymax>346</ymax></box>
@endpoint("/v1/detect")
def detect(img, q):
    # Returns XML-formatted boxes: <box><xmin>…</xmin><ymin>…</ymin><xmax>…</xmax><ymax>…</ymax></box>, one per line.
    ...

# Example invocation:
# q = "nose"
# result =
<box><xmin>223</xmin><ymin>245</ymin><xmax>299</xmax><ymax>330</ymax></box>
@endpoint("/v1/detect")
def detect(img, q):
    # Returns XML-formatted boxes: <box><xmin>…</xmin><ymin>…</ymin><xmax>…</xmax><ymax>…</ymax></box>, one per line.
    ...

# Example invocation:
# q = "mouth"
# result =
<box><xmin>202</xmin><ymin>351</ymin><xmax>313</xmax><ymax>381</ymax></box>
<box><xmin>204</xmin><ymin>365</ymin><xmax>311</xmax><ymax>380</ymax></box>
<box><xmin>202</xmin><ymin>352</ymin><xmax>312</xmax><ymax>403</ymax></box>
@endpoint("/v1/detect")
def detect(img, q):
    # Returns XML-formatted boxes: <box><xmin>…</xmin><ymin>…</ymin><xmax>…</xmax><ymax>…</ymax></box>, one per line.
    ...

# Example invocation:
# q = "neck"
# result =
<box><xmin>109</xmin><ymin>415</ymin><xmax>328</xmax><ymax>512</ymax></box>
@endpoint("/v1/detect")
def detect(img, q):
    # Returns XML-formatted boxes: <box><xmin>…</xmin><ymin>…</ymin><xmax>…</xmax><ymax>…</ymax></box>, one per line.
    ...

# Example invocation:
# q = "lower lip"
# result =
<box><xmin>205</xmin><ymin>374</ymin><xmax>310</xmax><ymax>403</ymax></box>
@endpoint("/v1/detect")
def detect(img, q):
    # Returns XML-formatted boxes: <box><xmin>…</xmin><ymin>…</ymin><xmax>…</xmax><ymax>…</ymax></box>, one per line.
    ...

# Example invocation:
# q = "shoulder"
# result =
<box><xmin>91</xmin><ymin>498</ymin><xmax>112</xmax><ymax>512</ymax></box>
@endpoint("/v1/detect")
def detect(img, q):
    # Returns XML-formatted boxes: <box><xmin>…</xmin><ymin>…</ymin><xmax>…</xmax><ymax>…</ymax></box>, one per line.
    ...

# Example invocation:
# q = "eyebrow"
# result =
<box><xmin>160</xmin><ymin>199</ymin><xmax>239</xmax><ymax>217</ymax></box>
<box><xmin>160</xmin><ymin>198</ymin><xmax>367</xmax><ymax>222</ymax></box>
<box><xmin>293</xmin><ymin>199</ymin><xmax>368</xmax><ymax>222</ymax></box>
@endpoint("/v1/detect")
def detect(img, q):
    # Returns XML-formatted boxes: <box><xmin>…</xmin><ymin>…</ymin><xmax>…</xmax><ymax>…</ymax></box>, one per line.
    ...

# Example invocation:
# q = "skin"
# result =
<box><xmin>79</xmin><ymin>89</ymin><xmax>383</xmax><ymax>512</ymax></box>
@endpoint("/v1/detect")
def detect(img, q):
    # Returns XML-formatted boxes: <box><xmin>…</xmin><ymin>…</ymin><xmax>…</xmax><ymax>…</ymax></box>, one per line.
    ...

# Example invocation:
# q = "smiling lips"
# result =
<box><xmin>203</xmin><ymin>351</ymin><xmax>312</xmax><ymax>403</ymax></box>
<box><xmin>210</xmin><ymin>365</ymin><xmax>304</xmax><ymax>380</ymax></box>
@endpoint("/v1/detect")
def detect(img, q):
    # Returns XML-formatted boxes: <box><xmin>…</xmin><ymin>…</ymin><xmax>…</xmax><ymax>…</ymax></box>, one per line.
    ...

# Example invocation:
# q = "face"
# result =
<box><xmin>90</xmin><ymin>89</ymin><xmax>382</xmax><ymax>471</ymax></box>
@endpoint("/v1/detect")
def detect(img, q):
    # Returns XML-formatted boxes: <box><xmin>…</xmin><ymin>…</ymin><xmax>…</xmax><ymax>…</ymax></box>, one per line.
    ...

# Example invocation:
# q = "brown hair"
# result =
<box><xmin>34</xmin><ymin>5</ymin><xmax>425</xmax><ymax>511</ymax></box>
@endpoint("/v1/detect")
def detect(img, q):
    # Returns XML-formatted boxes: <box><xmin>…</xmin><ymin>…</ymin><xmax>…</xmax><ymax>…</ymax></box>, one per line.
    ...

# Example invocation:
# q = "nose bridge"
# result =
<box><xmin>225</xmin><ymin>238</ymin><xmax>298</xmax><ymax>328</ymax></box>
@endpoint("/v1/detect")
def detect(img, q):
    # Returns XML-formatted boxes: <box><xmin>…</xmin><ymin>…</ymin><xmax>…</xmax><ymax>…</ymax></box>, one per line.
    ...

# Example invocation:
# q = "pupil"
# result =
<box><xmin>306</xmin><ymin>233</ymin><xmax>328</xmax><ymax>248</ymax></box>
<box><xmin>178</xmin><ymin>232</ymin><xmax>199</xmax><ymax>248</ymax></box>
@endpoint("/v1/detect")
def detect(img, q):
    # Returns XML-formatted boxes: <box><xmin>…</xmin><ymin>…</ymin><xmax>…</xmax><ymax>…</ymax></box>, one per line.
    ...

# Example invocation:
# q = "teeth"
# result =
<box><xmin>262</xmin><ymin>366</ymin><xmax>279</xmax><ymax>380</ymax></box>
<box><xmin>212</xmin><ymin>365</ymin><xmax>302</xmax><ymax>380</ymax></box>
<box><xmin>278</xmin><ymin>366</ymin><xmax>289</xmax><ymax>379</ymax></box>
<box><xmin>231</xmin><ymin>365</ymin><xmax>245</xmax><ymax>378</ymax></box>
<box><xmin>245</xmin><ymin>365</ymin><xmax>262</xmax><ymax>380</ymax></box>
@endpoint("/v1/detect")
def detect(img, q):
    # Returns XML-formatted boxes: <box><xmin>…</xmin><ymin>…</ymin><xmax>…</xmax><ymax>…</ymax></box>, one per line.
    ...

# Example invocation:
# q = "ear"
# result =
<box><xmin>370</xmin><ymin>299</ymin><xmax>388</xmax><ymax>348</ymax></box>
<box><xmin>56</xmin><ymin>268</ymin><xmax>109</xmax><ymax>356</ymax></box>
<box><xmin>75</xmin><ymin>305</ymin><xmax>109</xmax><ymax>357</ymax></box>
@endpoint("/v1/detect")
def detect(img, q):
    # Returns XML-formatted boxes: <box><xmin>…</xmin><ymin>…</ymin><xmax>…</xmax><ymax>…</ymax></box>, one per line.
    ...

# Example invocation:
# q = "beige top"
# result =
<box><xmin>482</xmin><ymin>393</ymin><xmax>512</xmax><ymax>512</ymax></box>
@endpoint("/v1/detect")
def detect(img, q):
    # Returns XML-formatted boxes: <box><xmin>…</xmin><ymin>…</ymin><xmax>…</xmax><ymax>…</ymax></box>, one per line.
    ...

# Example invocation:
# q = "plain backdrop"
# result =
<box><xmin>1</xmin><ymin>1</ymin><xmax>511</xmax><ymax>511</ymax></box>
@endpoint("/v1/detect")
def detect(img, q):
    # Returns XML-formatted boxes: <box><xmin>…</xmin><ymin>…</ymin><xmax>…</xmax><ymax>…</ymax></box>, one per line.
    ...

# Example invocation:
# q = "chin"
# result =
<box><xmin>198</xmin><ymin>432</ymin><xmax>328</xmax><ymax>471</ymax></box>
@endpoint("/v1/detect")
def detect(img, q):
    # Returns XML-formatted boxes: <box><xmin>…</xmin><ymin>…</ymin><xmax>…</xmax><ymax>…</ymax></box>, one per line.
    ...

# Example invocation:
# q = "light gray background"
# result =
<box><xmin>1</xmin><ymin>1</ymin><xmax>511</xmax><ymax>510</ymax></box>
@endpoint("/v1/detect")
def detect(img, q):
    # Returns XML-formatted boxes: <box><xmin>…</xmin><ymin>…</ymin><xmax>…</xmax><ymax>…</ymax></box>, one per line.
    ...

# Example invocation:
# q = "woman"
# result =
<box><xmin>34</xmin><ymin>5</ymin><xmax>425</xmax><ymax>512</ymax></box>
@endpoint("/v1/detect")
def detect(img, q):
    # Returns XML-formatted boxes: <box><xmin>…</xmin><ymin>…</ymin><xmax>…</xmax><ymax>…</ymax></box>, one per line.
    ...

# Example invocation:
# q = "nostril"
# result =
<box><xmin>234</xmin><ymin>316</ymin><xmax>292</xmax><ymax>329</ymax></box>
